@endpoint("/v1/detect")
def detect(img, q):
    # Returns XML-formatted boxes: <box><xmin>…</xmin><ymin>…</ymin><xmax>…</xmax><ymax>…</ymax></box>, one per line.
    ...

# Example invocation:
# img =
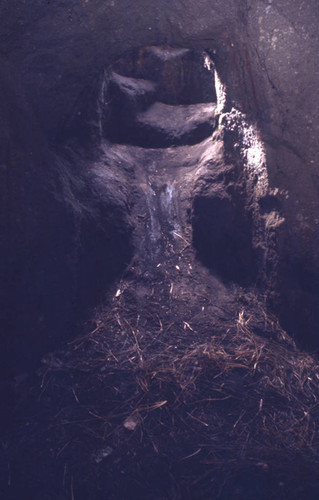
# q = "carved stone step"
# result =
<box><xmin>133</xmin><ymin>101</ymin><xmax>217</xmax><ymax>147</ymax></box>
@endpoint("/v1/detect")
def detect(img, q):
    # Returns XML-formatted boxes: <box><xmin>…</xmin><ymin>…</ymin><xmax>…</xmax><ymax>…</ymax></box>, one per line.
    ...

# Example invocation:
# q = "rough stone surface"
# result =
<box><xmin>1</xmin><ymin>0</ymin><xmax>319</xmax><ymax>416</ymax></box>
<box><xmin>1</xmin><ymin>5</ymin><xmax>319</xmax><ymax>494</ymax></box>
<box><xmin>134</xmin><ymin>102</ymin><xmax>217</xmax><ymax>147</ymax></box>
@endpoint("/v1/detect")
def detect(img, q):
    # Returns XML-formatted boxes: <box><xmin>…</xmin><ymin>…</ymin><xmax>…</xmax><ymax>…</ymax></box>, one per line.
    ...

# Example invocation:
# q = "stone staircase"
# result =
<box><xmin>106</xmin><ymin>46</ymin><xmax>217</xmax><ymax>147</ymax></box>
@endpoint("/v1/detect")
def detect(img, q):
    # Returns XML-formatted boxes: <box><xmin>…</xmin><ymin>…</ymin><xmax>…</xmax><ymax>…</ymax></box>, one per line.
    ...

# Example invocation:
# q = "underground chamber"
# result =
<box><xmin>4</xmin><ymin>45</ymin><xmax>319</xmax><ymax>500</ymax></box>
<box><xmin>95</xmin><ymin>46</ymin><xmax>259</xmax><ymax>287</ymax></box>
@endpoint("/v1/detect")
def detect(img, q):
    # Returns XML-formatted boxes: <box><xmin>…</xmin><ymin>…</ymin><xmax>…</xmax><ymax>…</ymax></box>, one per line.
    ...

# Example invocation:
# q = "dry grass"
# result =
<box><xmin>24</xmin><ymin>273</ymin><xmax>319</xmax><ymax>498</ymax></box>
<box><xmin>44</xmin><ymin>297</ymin><xmax>319</xmax><ymax>480</ymax></box>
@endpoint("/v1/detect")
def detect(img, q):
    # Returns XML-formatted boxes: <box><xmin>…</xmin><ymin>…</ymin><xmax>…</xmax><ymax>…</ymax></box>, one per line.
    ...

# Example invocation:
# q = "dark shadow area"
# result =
<box><xmin>258</xmin><ymin>194</ymin><xmax>282</xmax><ymax>215</ymax></box>
<box><xmin>1</xmin><ymin>170</ymin><xmax>133</xmax><ymax>427</ymax></box>
<box><xmin>275</xmin><ymin>259</ymin><xmax>319</xmax><ymax>352</ymax></box>
<box><xmin>192</xmin><ymin>193</ymin><xmax>257</xmax><ymax>286</ymax></box>
<box><xmin>0</xmin><ymin>66</ymin><xmax>133</xmax><ymax>433</ymax></box>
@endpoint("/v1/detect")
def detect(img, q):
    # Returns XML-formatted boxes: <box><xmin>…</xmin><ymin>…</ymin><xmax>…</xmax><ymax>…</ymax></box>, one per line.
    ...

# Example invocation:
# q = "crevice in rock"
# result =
<box><xmin>192</xmin><ymin>190</ymin><xmax>257</xmax><ymax>285</ymax></box>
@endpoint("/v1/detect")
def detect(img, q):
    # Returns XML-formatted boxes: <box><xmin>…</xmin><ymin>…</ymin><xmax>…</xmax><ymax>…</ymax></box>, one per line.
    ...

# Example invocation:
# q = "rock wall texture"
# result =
<box><xmin>1</xmin><ymin>0</ymin><xmax>319</xmax><ymax>381</ymax></box>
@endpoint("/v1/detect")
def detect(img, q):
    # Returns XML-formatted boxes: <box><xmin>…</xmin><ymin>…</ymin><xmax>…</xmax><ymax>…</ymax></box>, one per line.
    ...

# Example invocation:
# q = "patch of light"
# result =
<box><xmin>221</xmin><ymin>108</ymin><xmax>269</xmax><ymax>197</ymax></box>
<box><xmin>215</xmin><ymin>69</ymin><xmax>227</xmax><ymax>114</ymax></box>
<box><xmin>242</xmin><ymin>122</ymin><xmax>268</xmax><ymax>197</ymax></box>
<box><xmin>203</xmin><ymin>54</ymin><xmax>213</xmax><ymax>71</ymax></box>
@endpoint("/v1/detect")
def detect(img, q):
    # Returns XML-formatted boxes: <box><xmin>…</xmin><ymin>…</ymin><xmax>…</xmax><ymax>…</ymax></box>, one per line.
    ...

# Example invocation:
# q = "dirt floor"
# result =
<box><xmin>2</xmin><ymin>136</ymin><xmax>319</xmax><ymax>499</ymax></box>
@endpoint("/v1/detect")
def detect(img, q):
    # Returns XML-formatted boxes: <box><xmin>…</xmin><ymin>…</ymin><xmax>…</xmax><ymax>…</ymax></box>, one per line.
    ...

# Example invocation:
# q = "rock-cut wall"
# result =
<box><xmin>0</xmin><ymin>0</ymin><xmax>319</xmax><ymax>384</ymax></box>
